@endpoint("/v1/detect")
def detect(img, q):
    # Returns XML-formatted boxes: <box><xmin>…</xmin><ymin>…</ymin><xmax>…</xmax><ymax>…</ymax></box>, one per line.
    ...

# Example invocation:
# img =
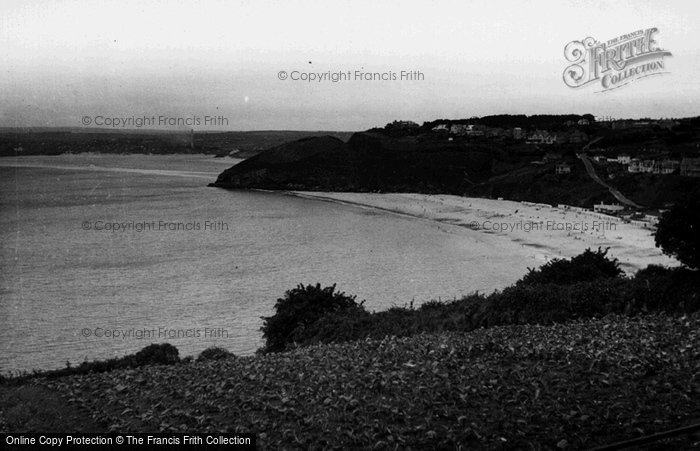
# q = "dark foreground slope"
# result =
<box><xmin>4</xmin><ymin>314</ymin><xmax>698</xmax><ymax>449</ymax></box>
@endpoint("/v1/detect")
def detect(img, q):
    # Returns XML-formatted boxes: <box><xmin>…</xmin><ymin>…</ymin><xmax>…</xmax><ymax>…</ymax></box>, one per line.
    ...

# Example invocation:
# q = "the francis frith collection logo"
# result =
<box><xmin>563</xmin><ymin>27</ymin><xmax>672</xmax><ymax>92</ymax></box>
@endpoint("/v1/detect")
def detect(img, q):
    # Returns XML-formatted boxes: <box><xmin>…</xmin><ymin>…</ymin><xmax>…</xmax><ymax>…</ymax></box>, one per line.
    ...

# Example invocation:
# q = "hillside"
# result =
<box><xmin>210</xmin><ymin>119</ymin><xmax>700</xmax><ymax>209</ymax></box>
<box><xmin>210</xmin><ymin>135</ymin><xmax>354</xmax><ymax>190</ymax></box>
<box><xmin>210</xmin><ymin>132</ymin><xmax>498</xmax><ymax>193</ymax></box>
<box><xmin>4</xmin><ymin>314</ymin><xmax>700</xmax><ymax>449</ymax></box>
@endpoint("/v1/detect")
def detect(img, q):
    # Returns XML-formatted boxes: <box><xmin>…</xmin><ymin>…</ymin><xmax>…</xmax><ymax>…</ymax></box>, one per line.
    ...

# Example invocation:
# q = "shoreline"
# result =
<box><xmin>289</xmin><ymin>191</ymin><xmax>679</xmax><ymax>273</ymax></box>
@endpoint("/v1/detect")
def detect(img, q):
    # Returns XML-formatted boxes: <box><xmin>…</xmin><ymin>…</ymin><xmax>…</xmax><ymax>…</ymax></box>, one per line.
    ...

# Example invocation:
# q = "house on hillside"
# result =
<box><xmin>391</xmin><ymin>120</ymin><xmax>419</xmax><ymax>129</ymax></box>
<box><xmin>450</xmin><ymin>124</ymin><xmax>469</xmax><ymax>135</ymax></box>
<box><xmin>456</xmin><ymin>124</ymin><xmax>486</xmax><ymax>136</ymax></box>
<box><xmin>528</xmin><ymin>130</ymin><xmax>557</xmax><ymax>144</ymax></box>
<box><xmin>628</xmin><ymin>159</ymin><xmax>655</xmax><ymax>173</ymax></box>
<box><xmin>655</xmin><ymin>159</ymin><xmax>680</xmax><ymax>175</ymax></box>
<box><xmin>681</xmin><ymin>157</ymin><xmax>700</xmax><ymax>177</ymax></box>
<box><xmin>594</xmin><ymin>203</ymin><xmax>625</xmax><ymax>213</ymax></box>
<box><xmin>432</xmin><ymin>124</ymin><xmax>448</xmax><ymax>132</ymax></box>
<box><xmin>555</xmin><ymin>162</ymin><xmax>571</xmax><ymax>174</ymax></box>
<box><xmin>655</xmin><ymin>119</ymin><xmax>679</xmax><ymax>130</ymax></box>
<box><xmin>513</xmin><ymin>128</ymin><xmax>523</xmax><ymax>140</ymax></box>
<box><xmin>616</xmin><ymin>154</ymin><xmax>631</xmax><ymax>164</ymax></box>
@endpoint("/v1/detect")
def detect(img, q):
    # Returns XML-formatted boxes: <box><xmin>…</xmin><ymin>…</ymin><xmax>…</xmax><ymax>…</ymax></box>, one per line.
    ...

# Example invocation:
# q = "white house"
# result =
<box><xmin>594</xmin><ymin>203</ymin><xmax>625</xmax><ymax>213</ymax></box>
<box><xmin>616</xmin><ymin>154</ymin><xmax>631</xmax><ymax>164</ymax></box>
<box><xmin>555</xmin><ymin>162</ymin><xmax>571</xmax><ymax>174</ymax></box>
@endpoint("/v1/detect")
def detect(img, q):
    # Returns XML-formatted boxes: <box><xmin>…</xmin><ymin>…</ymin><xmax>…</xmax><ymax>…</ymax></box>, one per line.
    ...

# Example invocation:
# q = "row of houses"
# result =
<box><xmin>593</xmin><ymin>155</ymin><xmax>700</xmax><ymax>176</ymax></box>
<box><xmin>526</xmin><ymin>130</ymin><xmax>589</xmax><ymax>144</ymax></box>
<box><xmin>592</xmin><ymin>154</ymin><xmax>632</xmax><ymax>164</ymax></box>
<box><xmin>627</xmin><ymin>159</ymin><xmax>680</xmax><ymax>174</ymax></box>
<box><xmin>430</xmin><ymin>124</ymin><xmax>588</xmax><ymax>143</ymax></box>
<box><xmin>680</xmin><ymin>157</ymin><xmax>700</xmax><ymax>176</ymax></box>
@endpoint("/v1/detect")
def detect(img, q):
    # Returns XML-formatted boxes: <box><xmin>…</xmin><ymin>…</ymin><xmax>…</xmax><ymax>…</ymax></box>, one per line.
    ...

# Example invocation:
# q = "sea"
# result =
<box><xmin>0</xmin><ymin>153</ymin><xmax>531</xmax><ymax>373</ymax></box>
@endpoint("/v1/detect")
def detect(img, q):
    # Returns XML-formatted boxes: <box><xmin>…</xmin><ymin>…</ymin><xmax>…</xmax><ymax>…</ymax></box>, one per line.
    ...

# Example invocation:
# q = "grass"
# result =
<box><xmin>0</xmin><ymin>384</ymin><xmax>105</xmax><ymax>433</ymax></box>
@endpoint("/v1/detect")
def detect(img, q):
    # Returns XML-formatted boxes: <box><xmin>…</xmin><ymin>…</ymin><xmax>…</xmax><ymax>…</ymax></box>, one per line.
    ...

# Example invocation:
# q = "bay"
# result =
<box><xmin>0</xmin><ymin>154</ymin><xmax>529</xmax><ymax>373</ymax></box>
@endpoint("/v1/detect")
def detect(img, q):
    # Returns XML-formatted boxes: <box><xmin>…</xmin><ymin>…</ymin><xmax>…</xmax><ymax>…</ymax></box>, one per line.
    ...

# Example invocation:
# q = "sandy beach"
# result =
<box><xmin>292</xmin><ymin>192</ymin><xmax>679</xmax><ymax>274</ymax></box>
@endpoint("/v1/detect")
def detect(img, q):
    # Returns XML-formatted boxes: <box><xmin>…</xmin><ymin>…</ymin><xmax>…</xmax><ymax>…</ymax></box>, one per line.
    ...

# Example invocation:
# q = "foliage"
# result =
<box><xmin>260</xmin><ymin>283</ymin><xmax>365</xmax><ymax>353</ymax></box>
<box><xmin>5</xmin><ymin>253</ymin><xmax>700</xmax><ymax>447</ymax></box>
<box><xmin>131</xmin><ymin>343</ymin><xmax>180</xmax><ymax>366</ymax></box>
<box><xmin>654</xmin><ymin>187</ymin><xmax>700</xmax><ymax>269</ymax></box>
<box><xmin>197</xmin><ymin>347</ymin><xmax>236</xmax><ymax>362</ymax></box>
<box><xmin>257</xmin><ymin>257</ymin><xmax>698</xmax><ymax>351</ymax></box>
<box><xmin>516</xmin><ymin>247</ymin><xmax>623</xmax><ymax>287</ymax></box>
<box><xmin>34</xmin><ymin>314</ymin><xmax>700</xmax><ymax>449</ymax></box>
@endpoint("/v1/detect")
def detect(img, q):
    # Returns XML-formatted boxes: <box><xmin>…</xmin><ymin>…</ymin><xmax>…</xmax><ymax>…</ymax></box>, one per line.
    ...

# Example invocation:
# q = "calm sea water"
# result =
<box><xmin>0</xmin><ymin>154</ymin><xmax>530</xmax><ymax>373</ymax></box>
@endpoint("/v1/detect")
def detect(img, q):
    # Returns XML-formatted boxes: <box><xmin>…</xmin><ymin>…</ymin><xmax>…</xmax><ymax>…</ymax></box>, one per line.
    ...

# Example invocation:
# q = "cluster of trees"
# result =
<box><xmin>654</xmin><ymin>186</ymin><xmax>700</xmax><ymax>270</ymax></box>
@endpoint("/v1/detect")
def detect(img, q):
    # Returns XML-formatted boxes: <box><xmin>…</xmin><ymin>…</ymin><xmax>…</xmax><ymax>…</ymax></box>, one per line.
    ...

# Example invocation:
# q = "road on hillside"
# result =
<box><xmin>577</xmin><ymin>138</ymin><xmax>644</xmax><ymax>209</ymax></box>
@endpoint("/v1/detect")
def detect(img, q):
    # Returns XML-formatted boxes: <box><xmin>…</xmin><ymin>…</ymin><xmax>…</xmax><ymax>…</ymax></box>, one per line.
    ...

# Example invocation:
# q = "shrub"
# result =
<box><xmin>654</xmin><ymin>187</ymin><xmax>700</xmax><ymax>269</ymax></box>
<box><xmin>197</xmin><ymin>347</ymin><xmax>236</xmax><ymax>362</ymax></box>
<box><xmin>630</xmin><ymin>264</ymin><xmax>700</xmax><ymax>312</ymax></box>
<box><xmin>419</xmin><ymin>299</ymin><xmax>448</xmax><ymax>311</ymax></box>
<box><xmin>260</xmin><ymin>283</ymin><xmax>365</xmax><ymax>353</ymax></box>
<box><xmin>516</xmin><ymin>247</ymin><xmax>623</xmax><ymax>287</ymax></box>
<box><xmin>132</xmin><ymin>343</ymin><xmax>180</xmax><ymax>366</ymax></box>
<box><xmin>474</xmin><ymin>279</ymin><xmax>631</xmax><ymax>328</ymax></box>
<box><xmin>300</xmin><ymin>307</ymin><xmax>375</xmax><ymax>346</ymax></box>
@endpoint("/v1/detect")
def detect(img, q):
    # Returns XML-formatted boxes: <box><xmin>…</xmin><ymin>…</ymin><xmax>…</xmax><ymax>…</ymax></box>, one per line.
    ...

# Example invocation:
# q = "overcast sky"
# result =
<box><xmin>1</xmin><ymin>0</ymin><xmax>698</xmax><ymax>131</ymax></box>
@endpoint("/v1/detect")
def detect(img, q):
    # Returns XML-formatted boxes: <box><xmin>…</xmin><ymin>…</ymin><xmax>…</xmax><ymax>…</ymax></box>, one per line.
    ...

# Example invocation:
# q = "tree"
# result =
<box><xmin>260</xmin><ymin>283</ymin><xmax>364</xmax><ymax>353</ymax></box>
<box><xmin>654</xmin><ymin>188</ymin><xmax>700</xmax><ymax>270</ymax></box>
<box><xmin>516</xmin><ymin>247</ymin><xmax>623</xmax><ymax>287</ymax></box>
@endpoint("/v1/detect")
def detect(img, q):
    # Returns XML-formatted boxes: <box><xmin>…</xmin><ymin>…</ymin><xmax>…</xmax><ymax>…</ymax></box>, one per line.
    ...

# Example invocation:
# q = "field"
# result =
<box><xmin>2</xmin><ymin>314</ymin><xmax>699</xmax><ymax>449</ymax></box>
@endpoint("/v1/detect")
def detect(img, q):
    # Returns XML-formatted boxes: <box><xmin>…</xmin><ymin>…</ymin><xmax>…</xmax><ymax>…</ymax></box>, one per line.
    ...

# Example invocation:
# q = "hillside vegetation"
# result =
<box><xmin>3</xmin><ymin>250</ymin><xmax>699</xmax><ymax>449</ymax></box>
<box><xmin>210</xmin><ymin>122</ymin><xmax>700</xmax><ymax>209</ymax></box>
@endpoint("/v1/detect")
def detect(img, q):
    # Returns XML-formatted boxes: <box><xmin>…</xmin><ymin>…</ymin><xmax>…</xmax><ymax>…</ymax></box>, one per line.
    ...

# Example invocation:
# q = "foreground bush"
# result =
<box><xmin>131</xmin><ymin>343</ymin><xmax>180</xmax><ymax>366</ymax></box>
<box><xmin>516</xmin><ymin>247</ymin><xmax>623</xmax><ymax>287</ymax></box>
<box><xmin>260</xmin><ymin>260</ymin><xmax>699</xmax><ymax>352</ymax></box>
<box><xmin>260</xmin><ymin>283</ymin><xmax>365</xmax><ymax>353</ymax></box>
<box><xmin>654</xmin><ymin>186</ymin><xmax>700</xmax><ymax>269</ymax></box>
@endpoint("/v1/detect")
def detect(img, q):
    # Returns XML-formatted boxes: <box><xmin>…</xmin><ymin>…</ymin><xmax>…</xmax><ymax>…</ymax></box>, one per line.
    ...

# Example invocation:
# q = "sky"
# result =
<box><xmin>1</xmin><ymin>0</ymin><xmax>698</xmax><ymax>131</ymax></box>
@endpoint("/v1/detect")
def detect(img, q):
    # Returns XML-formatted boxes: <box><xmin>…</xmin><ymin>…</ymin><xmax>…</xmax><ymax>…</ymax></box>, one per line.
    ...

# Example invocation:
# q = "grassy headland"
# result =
<box><xmin>210</xmin><ymin>115</ymin><xmax>700</xmax><ymax>209</ymax></box>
